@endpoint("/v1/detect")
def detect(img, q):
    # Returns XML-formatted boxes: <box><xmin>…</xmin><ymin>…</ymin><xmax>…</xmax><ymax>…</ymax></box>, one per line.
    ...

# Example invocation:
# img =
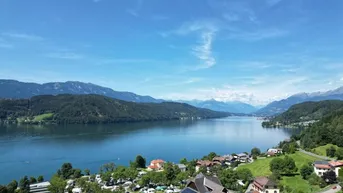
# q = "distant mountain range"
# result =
<box><xmin>256</xmin><ymin>86</ymin><xmax>343</xmax><ymax>116</ymax></box>
<box><xmin>0</xmin><ymin>79</ymin><xmax>163</xmax><ymax>103</ymax></box>
<box><xmin>178</xmin><ymin>99</ymin><xmax>258</xmax><ymax>114</ymax></box>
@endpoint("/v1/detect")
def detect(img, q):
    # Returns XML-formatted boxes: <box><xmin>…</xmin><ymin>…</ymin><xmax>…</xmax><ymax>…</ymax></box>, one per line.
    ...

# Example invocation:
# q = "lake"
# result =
<box><xmin>0</xmin><ymin>117</ymin><xmax>294</xmax><ymax>184</ymax></box>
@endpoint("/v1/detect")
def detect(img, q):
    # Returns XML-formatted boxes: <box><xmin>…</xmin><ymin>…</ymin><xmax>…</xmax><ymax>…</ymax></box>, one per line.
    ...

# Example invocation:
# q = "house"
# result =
<box><xmin>177</xmin><ymin>164</ymin><xmax>187</xmax><ymax>172</ymax></box>
<box><xmin>181</xmin><ymin>173</ymin><xmax>232</xmax><ymax>193</ymax></box>
<box><xmin>237</xmin><ymin>153</ymin><xmax>249</xmax><ymax>163</ymax></box>
<box><xmin>212</xmin><ymin>157</ymin><xmax>226</xmax><ymax>166</ymax></box>
<box><xmin>251</xmin><ymin>177</ymin><xmax>279</xmax><ymax>193</ymax></box>
<box><xmin>148</xmin><ymin>159</ymin><xmax>165</xmax><ymax>170</ymax></box>
<box><xmin>196</xmin><ymin>160</ymin><xmax>214</xmax><ymax>172</ymax></box>
<box><xmin>313</xmin><ymin>160</ymin><xmax>343</xmax><ymax>177</ymax></box>
<box><xmin>266</xmin><ymin>149</ymin><xmax>282</xmax><ymax>157</ymax></box>
<box><xmin>222</xmin><ymin>155</ymin><xmax>236</xmax><ymax>165</ymax></box>
<box><xmin>29</xmin><ymin>181</ymin><xmax>50</xmax><ymax>193</ymax></box>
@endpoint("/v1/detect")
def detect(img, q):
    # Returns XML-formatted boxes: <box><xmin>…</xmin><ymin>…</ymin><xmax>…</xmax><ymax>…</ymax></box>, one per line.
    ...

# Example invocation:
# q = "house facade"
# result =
<box><xmin>196</xmin><ymin>160</ymin><xmax>214</xmax><ymax>172</ymax></box>
<box><xmin>266</xmin><ymin>149</ymin><xmax>282</xmax><ymax>157</ymax></box>
<box><xmin>251</xmin><ymin>177</ymin><xmax>279</xmax><ymax>193</ymax></box>
<box><xmin>313</xmin><ymin>160</ymin><xmax>343</xmax><ymax>177</ymax></box>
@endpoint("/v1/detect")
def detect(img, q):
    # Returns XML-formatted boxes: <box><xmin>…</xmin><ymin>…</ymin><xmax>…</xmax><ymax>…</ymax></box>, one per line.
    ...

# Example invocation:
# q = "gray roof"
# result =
<box><xmin>237</xmin><ymin>153</ymin><xmax>248</xmax><ymax>157</ymax></box>
<box><xmin>187</xmin><ymin>173</ymin><xmax>225</xmax><ymax>193</ymax></box>
<box><xmin>314</xmin><ymin>160</ymin><xmax>329</xmax><ymax>165</ymax></box>
<box><xmin>177</xmin><ymin>164</ymin><xmax>187</xmax><ymax>169</ymax></box>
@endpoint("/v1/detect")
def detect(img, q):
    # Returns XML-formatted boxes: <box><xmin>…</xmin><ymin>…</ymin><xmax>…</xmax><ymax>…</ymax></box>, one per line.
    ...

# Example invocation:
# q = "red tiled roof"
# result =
<box><xmin>315</xmin><ymin>164</ymin><xmax>331</xmax><ymax>169</ymax></box>
<box><xmin>254</xmin><ymin>177</ymin><xmax>269</xmax><ymax>187</ymax></box>
<box><xmin>212</xmin><ymin>157</ymin><xmax>225</xmax><ymax>162</ymax></box>
<box><xmin>151</xmin><ymin>159</ymin><xmax>165</xmax><ymax>164</ymax></box>
<box><xmin>329</xmin><ymin>161</ymin><xmax>343</xmax><ymax>167</ymax></box>
<box><xmin>197</xmin><ymin>160</ymin><xmax>213</xmax><ymax>166</ymax></box>
<box><xmin>148</xmin><ymin>165</ymin><xmax>158</xmax><ymax>169</ymax></box>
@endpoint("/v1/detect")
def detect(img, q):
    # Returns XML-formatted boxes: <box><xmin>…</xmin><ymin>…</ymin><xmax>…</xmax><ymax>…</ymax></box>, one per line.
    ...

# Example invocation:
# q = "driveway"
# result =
<box><xmin>318</xmin><ymin>185</ymin><xmax>341</xmax><ymax>193</ymax></box>
<box><xmin>245</xmin><ymin>183</ymin><xmax>253</xmax><ymax>193</ymax></box>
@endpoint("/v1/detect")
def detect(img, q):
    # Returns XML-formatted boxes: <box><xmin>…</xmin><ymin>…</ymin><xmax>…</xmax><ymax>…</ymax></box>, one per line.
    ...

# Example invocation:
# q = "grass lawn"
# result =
<box><xmin>238</xmin><ymin>151</ymin><xmax>320</xmax><ymax>192</ymax></box>
<box><xmin>33</xmin><ymin>113</ymin><xmax>54</xmax><ymax>122</ymax></box>
<box><xmin>312</xmin><ymin>144</ymin><xmax>338</xmax><ymax>157</ymax></box>
<box><xmin>238</xmin><ymin>151</ymin><xmax>318</xmax><ymax>177</ymax></box>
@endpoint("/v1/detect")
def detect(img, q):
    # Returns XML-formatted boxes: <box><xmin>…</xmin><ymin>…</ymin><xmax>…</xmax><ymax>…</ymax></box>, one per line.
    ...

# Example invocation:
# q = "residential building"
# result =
<box><xmin>181</xmin><ymin>173</ymin><xmax>232</xmax><ymax>193</ymax></box>
<box><xmin>148</xmin><ymin>159</ymin><xmax>165</xmax><ymax>170</ymax></box>
<box><xmin>313</xmin><ymin>160</ymin><xmax>343</xmax><ymax>177</ymax></box>
<box><xmin>212</xmin><ymin>157</ymin><xmax>226</xmax><ymax>166</ymax></box>
<box><xmin>251</xmin><ymin>177</ymin><xmax>279</xmax><ymax>193</ymax></box>
<box><xmin>266</xmin><ymin>149</ymin><xmax>282</xmax><ymax>157</ymax></box>
<box><xmin>222</xmin><ymin>155</ymin><xmax>236</xmax><ymax>165</ymax></box>
<box><xmin>237</xmin><ymin>153</ymin><xmax>249</xmax><ymax>163</ymax></box>
<box><xmin>196</xmin><ymin>160</ymin><xmax>214</xmax><ymax>172</ymax></box>
<box><xmin>177</xmin><ymin>164</ymin><xmax>187</xmax><ymax>172</ymax></box>
<box><xmin>29</xmin><ymin>181</ymin><xmax>51</xmax><ymax>193</ymax></box>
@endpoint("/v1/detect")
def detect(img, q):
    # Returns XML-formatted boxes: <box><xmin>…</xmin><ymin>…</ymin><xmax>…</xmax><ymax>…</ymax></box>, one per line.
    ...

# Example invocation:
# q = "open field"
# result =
<box><xmin>33</xmin><ymin>113</ymin><xmax>54</xmax><ymax>122</ymax></box>
<box><xmin>312</xmin><ymin>144</ymin><xmax>339</xmax><ymax>158</ymax></box>
<box><xmin>238</xmin><ymin>151</ymin><xmax>320</xmax><ymax>192</ymax></box>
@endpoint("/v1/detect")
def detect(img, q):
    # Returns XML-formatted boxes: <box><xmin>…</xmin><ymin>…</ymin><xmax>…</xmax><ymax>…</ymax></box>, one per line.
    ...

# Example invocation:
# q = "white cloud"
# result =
<box><xmin>227</xmin><ymin>28</ymin><xmax>289</xmax><ymax>41</ymax></box>
<box><xmin>158</xmin><ymin>74</ymin><xmax>316</xmax><ymax>105</ymax></box>
<box><xmin>2</xmin><ymin>32</ymin><xmax>44</xmax><ymax>41</ymax></box>
<box><xmin>46</xmin><ymin>52</ymin><xmax>84</xmax><ymax>60</ymax></box>
<box><xmin>192</xmin><ymin>31</ymin><xmax>216</xmax><ymax>69</ymax></box>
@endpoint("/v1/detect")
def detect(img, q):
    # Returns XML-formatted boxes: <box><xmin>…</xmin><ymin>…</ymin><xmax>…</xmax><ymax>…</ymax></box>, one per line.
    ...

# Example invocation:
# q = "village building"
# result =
<box><xmin>148</xmin><ymin>159</ymin><xmax>165</xmax><ymax>171</ymax></box>
<box><xmin>251</xmin><ymin>177</ymin><xmax>279</xmax><ymax>193</ymax></box>
<box><xmin>177</xmin><ymin>164</ymin><xmax>187</xmax><ymax>172</ymax></box>
<box><xmin>266</xmin><ymin>149</ymin><xmax>282</xmax><ymax>157</ymax></box>
<box><xmin>313</xmin><ymin>160</ymin><xmax>343</xmax><ymax>177</ymax></box>
<box><xmin>181</xmin><ymin>173</ymin><xmax>233</xmax><ymax>193</ymax></box>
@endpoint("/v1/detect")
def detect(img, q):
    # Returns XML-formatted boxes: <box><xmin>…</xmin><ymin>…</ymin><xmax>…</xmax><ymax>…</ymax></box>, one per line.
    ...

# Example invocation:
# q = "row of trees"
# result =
<box><xmin>0</xmin><ymin>175</ymin><xmax>44</xmax><ymax>193</ymax></box>
<box><xmin>326</xmin><ymin>146</ymin><xmax>343</xmax><ymax>159</ymax></box>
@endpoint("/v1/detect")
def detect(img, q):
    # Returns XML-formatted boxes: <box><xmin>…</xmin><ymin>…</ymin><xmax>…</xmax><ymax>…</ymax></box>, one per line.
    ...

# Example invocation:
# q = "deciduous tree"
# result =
<box><xmin>7</xmin><ymin>180</ymin><xmax>18</xmax><ymax>193</ymax></box>
<box><xmin>322</xmin><ymin>171</ymin><xmax>337</xmax><ymax>184</ymax></box>
<box><xmin>134</xmin><ymin>155</ymin><xmax>146</xmax><ymax>168</ymax></box>
<box><xmin>326</xmin><ymin>146</ymin><xmax>336</xmax><ymax>157</ymax></box>
<box><xmin>48</xmin><ymin>175</ymin><xmax>67</xmax><ymax>193</ymax></box>
<box><xmin>37</xmin><ymin>176</ymin><xmax>44</xmax><ymax>183</ymax></box>
<box><xmin>19</xmin><ymin>176</ymin><xmax>30</xmax><ymax>193</ymax></box>
<box><xmin>251</xmin><ymin>147</ymin><xmax>261</xmax><ymax>156</ymax></box>
<box><xmin>300</xmin><ymin>165</ymin><xmax>314</xmax><ymax>179</ymax></box>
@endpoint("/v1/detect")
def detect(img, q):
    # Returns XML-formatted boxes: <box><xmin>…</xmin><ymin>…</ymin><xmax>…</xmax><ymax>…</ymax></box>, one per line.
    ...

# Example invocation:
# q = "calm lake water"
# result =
<box><xmin>0</xmin><ymin>117</ymin><xmax>294</xmax><ymax>184</ymax></box>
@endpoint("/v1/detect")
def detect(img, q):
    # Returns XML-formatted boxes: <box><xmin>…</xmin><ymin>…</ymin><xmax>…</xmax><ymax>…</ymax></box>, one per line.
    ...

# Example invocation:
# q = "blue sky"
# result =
<box><xmin>1</xmin><ymin>0</ymin><xmax>343</xmax><ymax>105</ymax></box>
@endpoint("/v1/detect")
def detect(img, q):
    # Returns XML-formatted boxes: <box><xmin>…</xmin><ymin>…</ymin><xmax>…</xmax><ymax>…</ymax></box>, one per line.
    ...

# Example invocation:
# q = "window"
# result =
<box><xmin>266</xmin><ymin>191</ymin><xmax>269</xmax><ymax>193</ymax></box>
<box><xmin>274</xmin><ymin>191</ymin><xmax>277</xmax><ymax>193</ymax></box>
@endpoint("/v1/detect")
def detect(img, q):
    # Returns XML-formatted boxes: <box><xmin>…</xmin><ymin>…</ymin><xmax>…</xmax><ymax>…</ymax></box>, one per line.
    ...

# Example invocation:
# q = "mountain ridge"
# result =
<box><xmin>256</xmin><ymin>86</ymin><xmax>343</xmax><ymax>116</ymax></box>
<box><xmin>0</xmin><ymin>79</ymin><xmax>163</xmax><ymax>103</ymax></box>
<box><xmin>0</xmin><ymin>94</ymin><xmax>231</xmax><ymax>124</ymax></box>
<box><xmin>178</xmin><ymin>99</ymin><xmax>258</xmax><ymax>114</ymax></box>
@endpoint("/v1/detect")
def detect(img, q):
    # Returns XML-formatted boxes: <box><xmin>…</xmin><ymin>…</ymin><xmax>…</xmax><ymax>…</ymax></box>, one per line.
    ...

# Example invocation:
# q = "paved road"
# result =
<box><xmin>298</xmin><ymin>149</ymin><xmax>334</xmax><ymax>160</ymax></box>
<box><xmin>296</xmin><ymin>141</ymin><xmax>334</xmax><ymax>160</ymax></box>
<box><xmin>244</xmin><ymin>183</ymin><xmax>253</xmax><ymax>193</ymax></box>
<box><xmin>318</xmin><ymin>185</ymin><xmax>341</xmax><ymax>193</ymax></box>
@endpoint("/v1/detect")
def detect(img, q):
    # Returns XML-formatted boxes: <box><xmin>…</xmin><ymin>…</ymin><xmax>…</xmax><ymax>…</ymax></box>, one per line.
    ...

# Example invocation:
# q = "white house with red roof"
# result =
<box><xmin>313</xmin><ymin>160</ymin><xmax>343</xmax><ymax>177</ymax></box>
<box><xmin>250</xmin><ymin>177</ymin><xmax>279</xmax><ymax>193</ymax></box>
<box><xmin>148</xmin><ymin>159</ymin><xmax>165</xmax><ymax>170</ymax></box>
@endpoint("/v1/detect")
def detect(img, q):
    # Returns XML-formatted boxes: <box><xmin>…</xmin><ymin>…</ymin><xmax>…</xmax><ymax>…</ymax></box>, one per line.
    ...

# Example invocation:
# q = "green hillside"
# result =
<box><xmin>0</xmin><ymin>94</ymin><xmax>230</xmax><ymax>124</ymax></box>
